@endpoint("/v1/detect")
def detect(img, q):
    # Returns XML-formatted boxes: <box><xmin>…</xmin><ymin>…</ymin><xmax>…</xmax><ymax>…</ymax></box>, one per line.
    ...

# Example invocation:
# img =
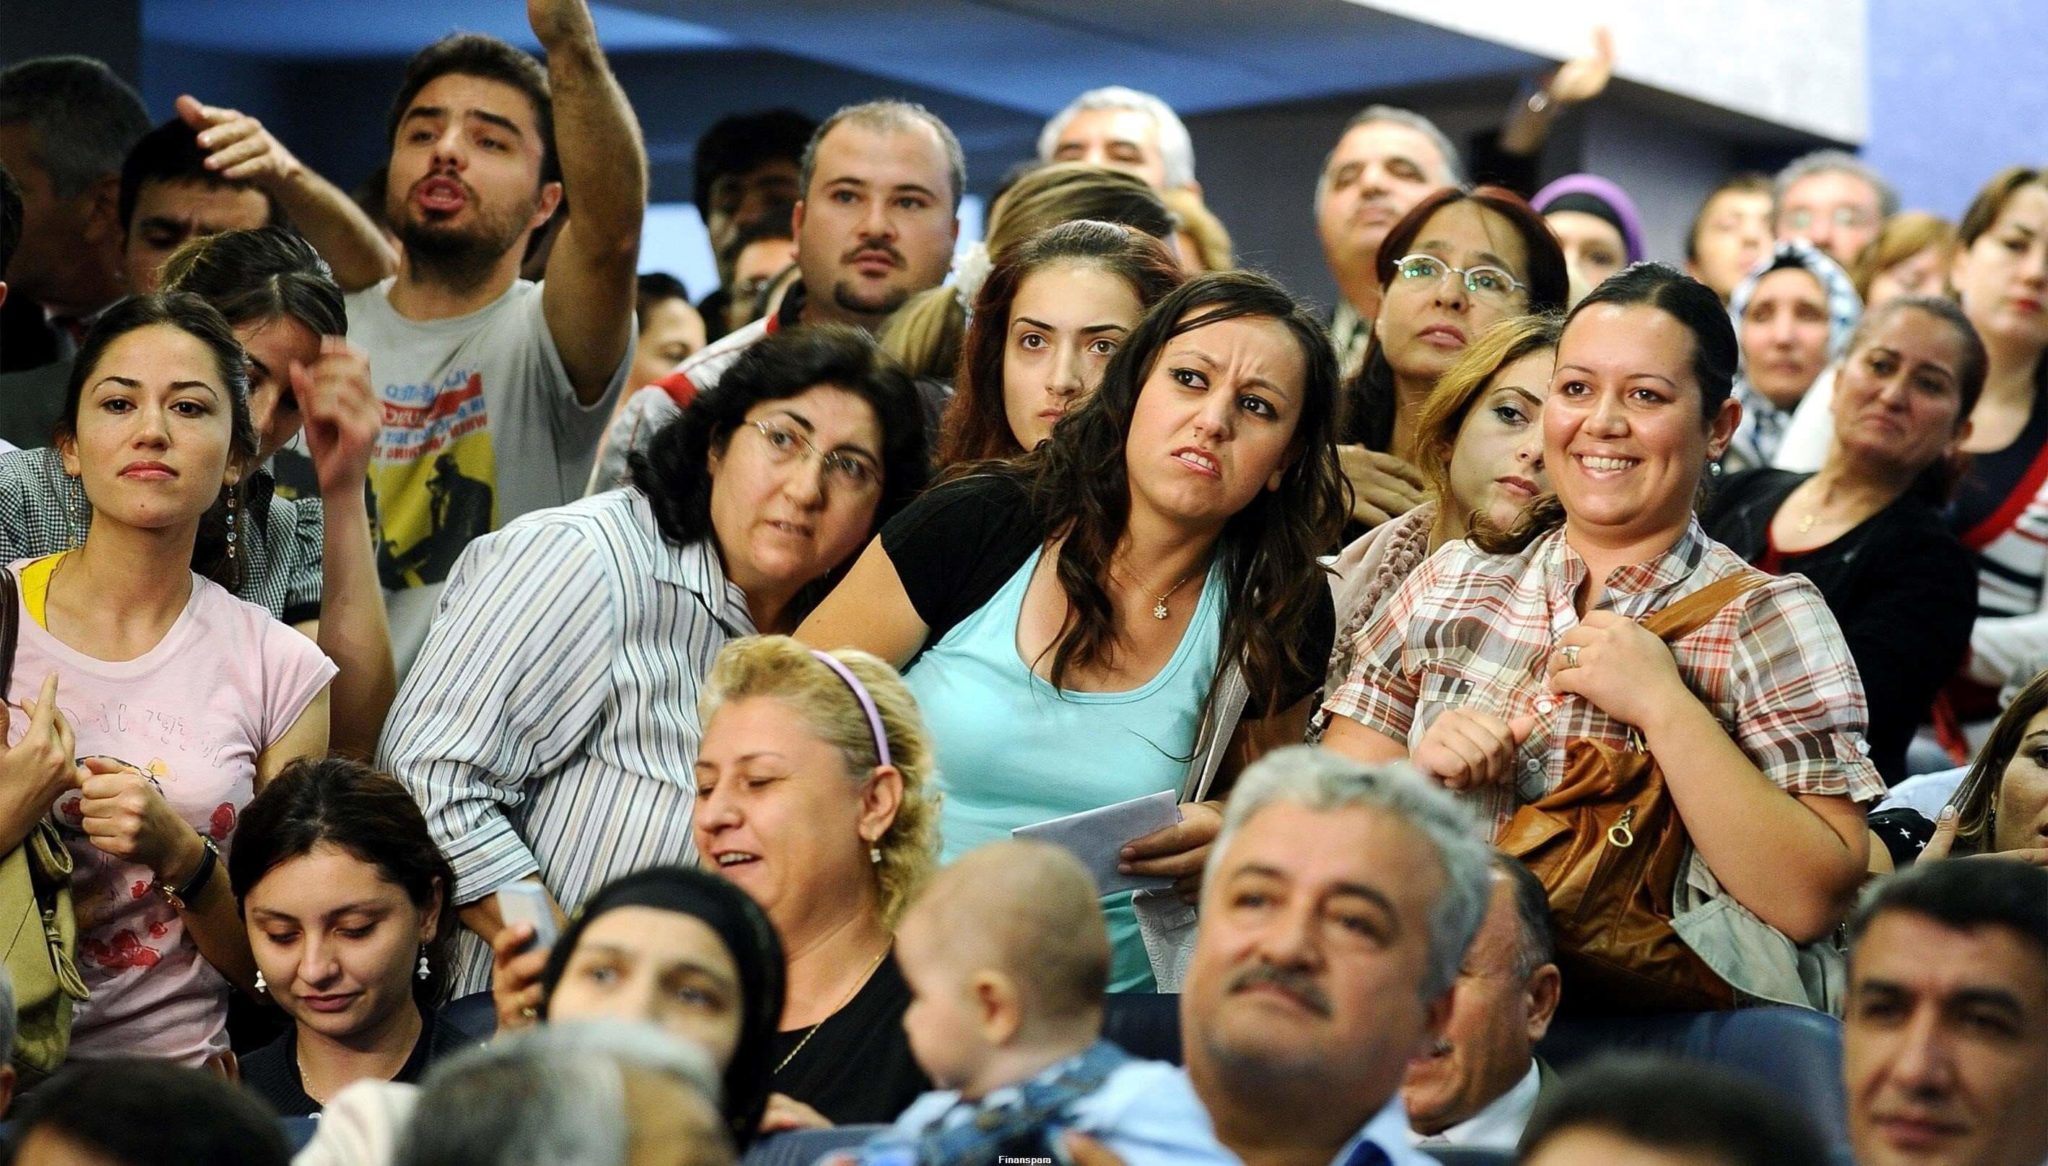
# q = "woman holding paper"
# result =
<box><xmin>799</xmin><ymin>272</ymin><xmax>1345</xmax><ymax>990</ymax></box>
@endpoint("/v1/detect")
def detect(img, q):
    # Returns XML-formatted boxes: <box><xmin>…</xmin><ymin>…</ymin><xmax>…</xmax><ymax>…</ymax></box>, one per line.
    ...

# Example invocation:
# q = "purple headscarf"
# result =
<box><xmin>1533</xmin><ymin>173</ymin><xmax>1647</xmax><ymax>264</ymax></box>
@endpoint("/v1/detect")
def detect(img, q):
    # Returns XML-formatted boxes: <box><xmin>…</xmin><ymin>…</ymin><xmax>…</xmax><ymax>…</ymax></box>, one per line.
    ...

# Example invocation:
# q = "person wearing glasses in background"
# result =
<box><xmin>381</xmin><ymin>327</ymin><xmax>930</xmax><ymax>999</ymax></box>
<box><xmin>1774</xmin><ymin>151</ymin><xmax>1897</xmax><ymax>272</ymax></box>
<box><xmin>1336</xmin><ymin>187</ymin><xmax>1569</xmax><ymax>530</ymax></box>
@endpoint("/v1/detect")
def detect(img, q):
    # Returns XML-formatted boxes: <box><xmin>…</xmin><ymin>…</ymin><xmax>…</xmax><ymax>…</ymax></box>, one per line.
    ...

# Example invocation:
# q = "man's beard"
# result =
<box><xmin>398</xmin><ymin>201</ymin><xmax>531</xmax><ymax>294</ymax></box>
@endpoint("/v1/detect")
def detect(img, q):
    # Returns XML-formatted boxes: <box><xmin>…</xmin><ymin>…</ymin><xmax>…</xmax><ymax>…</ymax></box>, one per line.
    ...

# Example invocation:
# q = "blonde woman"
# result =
<box><xmin>1319</xmin><ymin>314</ymin><xmax>1561</xmax><ymax>735</ymax></box>
<box><xmin>692</xmin><ymin>635</ymin><xmax>940</xmax><ymax>1129</ymax></box>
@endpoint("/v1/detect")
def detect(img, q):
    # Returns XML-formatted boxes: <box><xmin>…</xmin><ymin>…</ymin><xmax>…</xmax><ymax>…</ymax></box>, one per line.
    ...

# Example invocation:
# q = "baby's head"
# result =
<box><xmin>895</xmin><ymin>840</ymin><xmax>1111</xmax><ymax>1099</ymax></box>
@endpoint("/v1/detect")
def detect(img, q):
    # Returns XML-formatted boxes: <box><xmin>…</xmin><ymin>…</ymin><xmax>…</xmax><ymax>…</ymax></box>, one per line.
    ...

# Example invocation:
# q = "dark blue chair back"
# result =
<box><xmin>743</xmin><ymin>1123</ymin><xmax>887</xmax><ymax>1166</ymax></box>
<box><xmin>1539</xmin><ymin>1006</ymin><xmax>1849</xmax><ymax>1151</ymax></box>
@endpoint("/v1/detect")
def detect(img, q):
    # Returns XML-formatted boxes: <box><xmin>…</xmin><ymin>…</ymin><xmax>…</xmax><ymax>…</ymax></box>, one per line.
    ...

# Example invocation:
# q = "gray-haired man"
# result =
<box><xmin>1177</xmin><ymin>746</ymin><xmax>1491</xmax><ymax>1166</ymax></box>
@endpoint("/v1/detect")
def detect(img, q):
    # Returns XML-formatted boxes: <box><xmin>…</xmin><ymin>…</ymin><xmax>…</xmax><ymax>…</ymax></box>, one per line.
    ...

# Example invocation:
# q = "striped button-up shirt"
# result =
<box><xmin>1324</xmin><ymin>518</ymin><xmax>1885</xmax><ymax>839</ymax></box>
<box><xmin>381</xmin><ymin>489</ymin><xmax>754</xmax><ymax>994</ymax></box>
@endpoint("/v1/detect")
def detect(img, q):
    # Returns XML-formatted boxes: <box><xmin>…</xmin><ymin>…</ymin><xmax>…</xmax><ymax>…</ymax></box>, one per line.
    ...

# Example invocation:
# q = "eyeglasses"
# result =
<box><xmin>747</xmin><ymin>421</ymin><xmax>882</xmax><ymax>494</ymax></box>
<box><xmin>1391</xmin><ymin>254</ymin><xmax>1527</xmax><ymax>304</ymax></box>
<box><xmin>1785</xmin><ymin>205</ymin><xmax>1875</xmax><ymax>232</ymax></box>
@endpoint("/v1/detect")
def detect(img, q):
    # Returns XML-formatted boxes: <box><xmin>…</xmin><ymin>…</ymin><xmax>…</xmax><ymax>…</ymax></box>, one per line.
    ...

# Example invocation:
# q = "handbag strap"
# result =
<box><xmin>1638</xmin><ymin>571</ymin><xmax>1766</xmax><ymax>645</ymax></box>
<box><xmin>0</xmin><ymin>567</ymin><xmax>17</xmax><ymax>701</ymax></box>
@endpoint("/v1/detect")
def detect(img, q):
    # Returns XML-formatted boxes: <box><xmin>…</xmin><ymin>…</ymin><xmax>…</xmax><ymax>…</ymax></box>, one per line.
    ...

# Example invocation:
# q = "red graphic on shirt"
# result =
<box><xmin>57</xmin><ymin>796</ymin><xmax>83</xmax><ymax>828</ymax></box>
<box><xmin>83</xmin><ymin>931</ymin><xmax>161</xmax><ymax>971</ymax></box>
<box><xmin>147</xmin><ymin>920</ymin><xmax>169</xmax><ymax>938</ymax></box>
<box><xmin>380</xmin><ymin>374</ymin><xmax>485</xmax><ymax>432</ymax></box>
<box><xmin>209</xmin><ymin>802</ymin><xmax>236</xmax><ymax>841</ymax></box>
<box><xmin>130</xmin><ymin>881</ymin><xmax>150</xmax><ymax>901</ymax></box>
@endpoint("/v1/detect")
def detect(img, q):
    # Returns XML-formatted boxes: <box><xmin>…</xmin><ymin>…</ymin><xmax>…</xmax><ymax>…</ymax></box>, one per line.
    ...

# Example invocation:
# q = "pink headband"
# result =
<box><xmin>809</xmin><ymin>649</ymin><xmax>893</xmax><ymax>769</ymax></box>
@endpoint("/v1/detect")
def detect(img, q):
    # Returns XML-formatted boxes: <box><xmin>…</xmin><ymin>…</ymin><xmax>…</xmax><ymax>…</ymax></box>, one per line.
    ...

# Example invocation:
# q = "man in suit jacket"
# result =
<box><xmin>1403</xmin><ymin>852</ymin><xmax>1563</xmax><ymax>1152</ymax></box>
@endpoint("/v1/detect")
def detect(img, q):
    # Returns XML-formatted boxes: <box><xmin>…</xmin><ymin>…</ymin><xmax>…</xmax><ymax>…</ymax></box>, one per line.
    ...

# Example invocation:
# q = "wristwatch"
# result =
<box><xmin>158</xmin><ymin>837</ymin><xmax>220</xmax><ymax>910</ymax></box>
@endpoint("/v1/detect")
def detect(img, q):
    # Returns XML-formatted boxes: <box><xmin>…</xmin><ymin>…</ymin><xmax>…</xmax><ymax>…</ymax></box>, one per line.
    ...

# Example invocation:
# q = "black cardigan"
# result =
<box><xmin>1703</xmin><ymin>469</ymin><xmax>1977</xmax><ymax>784</ymax></box>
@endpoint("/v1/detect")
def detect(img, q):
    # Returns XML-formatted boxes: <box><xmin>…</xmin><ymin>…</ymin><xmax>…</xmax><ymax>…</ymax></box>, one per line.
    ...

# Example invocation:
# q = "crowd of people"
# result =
<box><xmin>2</xmin><ymin>4</ymin><xmax>2048</xmax><ymax>1165</ymax></box>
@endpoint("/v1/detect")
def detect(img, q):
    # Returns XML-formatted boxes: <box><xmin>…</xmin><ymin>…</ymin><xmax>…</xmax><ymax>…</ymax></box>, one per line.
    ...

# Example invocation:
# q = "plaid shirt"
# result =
<box><xmin>1324</xmin><ymin>517</ymin><xmax>1885</xmax><ymax>837</ymax></box>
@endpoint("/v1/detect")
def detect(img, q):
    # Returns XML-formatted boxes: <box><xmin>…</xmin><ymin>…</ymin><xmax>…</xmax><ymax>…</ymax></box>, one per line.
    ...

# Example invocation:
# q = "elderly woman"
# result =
<box><xmin>1721</xmin><ymin>239</ymin><xmax>1862</xmax><ymax>473</ymax></box>
<box><xmin>1341</xmin><ymin>186</ymin><xmax>1569</xmax><ymax>528</ymax></box>
<box><xmin>1318</xmin><ymin>313</ymin><xmax>1561</xmax><ymax>735</ymax></box>
<box><xmin>691</xmin><ymin>635</ymin><xmax>939</xmax><ymax>1127</ymax></box>
<box><xmin>1324</xmin><ymin>263</ymin><xmax>1884</xmax><ymax>1011</ymax></box>
<box><xmin>800</xmin><ymin>271</ymin><xmax>1346</xmax><ymax>992</ymax></box>
<box><xmin>1705</xmin><ymin>296</ymin><xmax>1983</xmax><ymax>783</ymax></box>
<box><xmin>382</xmin><ymin>326</ymin><xmax>929</xmax><ymax>1000</ymax></box>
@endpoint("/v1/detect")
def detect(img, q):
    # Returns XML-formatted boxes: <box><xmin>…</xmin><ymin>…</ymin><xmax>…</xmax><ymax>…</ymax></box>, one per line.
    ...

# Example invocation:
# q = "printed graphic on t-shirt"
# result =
<box><xmin>371</xmin><ymin>367</ymin><xmax>499</xmax><ymax>589</ymax></box>
<box><xmin>51</xmin><ymin>757</ymin><xmax>235</xmax><ymax>973</ymax></box>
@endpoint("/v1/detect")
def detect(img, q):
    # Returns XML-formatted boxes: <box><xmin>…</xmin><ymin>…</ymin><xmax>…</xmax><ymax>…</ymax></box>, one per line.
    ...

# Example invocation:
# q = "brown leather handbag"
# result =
<box><xmin>1496</xmin><ymin>572</ymin><xmax>1764</xmax><ymax>1014</ymax></box>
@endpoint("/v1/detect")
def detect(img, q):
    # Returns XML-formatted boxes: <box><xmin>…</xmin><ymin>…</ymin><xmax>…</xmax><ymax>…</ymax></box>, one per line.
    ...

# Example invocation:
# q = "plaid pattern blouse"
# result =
<box><xmin>1323</xmin><ymin>518</ymin><xmax>1885</xmax><ymax>837</ymax></box>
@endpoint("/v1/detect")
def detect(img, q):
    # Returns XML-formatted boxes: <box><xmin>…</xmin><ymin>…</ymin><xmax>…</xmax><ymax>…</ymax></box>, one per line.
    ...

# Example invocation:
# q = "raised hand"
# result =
<box><xmin>528</xmin><ymin>0</ymin><xmax>600</xmax><ymax>48</ymax></box>
<box><xmin>490</xmin><ymin>921</ymin><xmax>551</xmax><ymax>1033</ymax></box>
<box><xmin>176</xmin><ymin>95</ymin><xmax>304</xmax><ymax>189</ymax></box>
<box><xmin>291</xmin><ymin>336</ymin><xmax>381</xmax><ymax>499</ymax></box>
<box><xmin>1545</xmin><ymin>26</ymin><xmax>1616</xmax><ymax>107</ymax></box>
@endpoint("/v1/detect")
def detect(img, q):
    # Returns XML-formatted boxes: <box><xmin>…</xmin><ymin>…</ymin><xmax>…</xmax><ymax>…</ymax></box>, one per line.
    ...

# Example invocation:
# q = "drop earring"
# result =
<box><xmin>417</xmin><ymin>948</ymin><xmax>430</xmax><ymax>980</ymax></box>
<box><xmin>869</xmin><ymin>846</ymin><xmax>882</xmax><ymax>865</ymax></box>
<box><xmin>254</xmin><ymin>970</ymin><xmax>268</xmax><ymax>995</ymax></box>
<box><xmin>225</xmin><ymin>490</ymin><xmax>239</xmax><ymax>563</ymax></box>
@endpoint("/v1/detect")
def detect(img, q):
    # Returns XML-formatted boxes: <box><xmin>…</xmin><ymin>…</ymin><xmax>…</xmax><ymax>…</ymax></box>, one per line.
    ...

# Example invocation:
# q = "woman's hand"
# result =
<box><xmin>1122</xmin><ymin>800</ymin><xmax>1224</xmax><ymax>902</ymax></box>
<box><xmin>490</xmin><ymin>922</ymin><xmax>550</xmax><ymax>1033</ymax></box>
<box><xmin>293</xmin><ymin>337</ymin><xmax>381</xmax><ymax>501</ymax></box>
<box><xmin>1548</xmin><ymin>611</ymin><xmax>1688</xmax><ymax>729</ymax></box>
<box><xmin>1413</xmin><ymin>708</ymin><xmax>1536</xmax><ymax>791</ymax></box>
<box><xmin>2</xmin><ymin>674</ymin><xmax>83</xmax><ymax>818</ymax></box>
<box><xmin>1921</xmin><ymin>806</ymin><xmax>2048</xmax><ymax>866</ymax></box>
<box><xmin>76</xmin><ymin>758</ymin><xmax>204</xmax><ymax>879</ymax></box>
<box><xmin>1337</xmin><ymin>445</ymin><xmax>1427</xmax><ymax>528</ymax></box>
<box><xmin>759</xmin><ymin>1092</ymin><xmax>833</xmax><ymax>1134</ymax></box>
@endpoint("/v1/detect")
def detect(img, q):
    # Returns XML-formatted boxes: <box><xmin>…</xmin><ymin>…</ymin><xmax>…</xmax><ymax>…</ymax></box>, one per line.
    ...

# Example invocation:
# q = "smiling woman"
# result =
<box><xmin>1324</xmin><ymin>263</ymin><xmax>1886</xmax><ymax>1013</ymax></box>
<box><xmin>3</xmin><ymin>294</ymin><xmax>336</xmax><ymax>1066</ymax></box>
<box><xmin>800</xmin><ymin>271</ymin><xmax>1345</xmax><ymax>993</ymax></box>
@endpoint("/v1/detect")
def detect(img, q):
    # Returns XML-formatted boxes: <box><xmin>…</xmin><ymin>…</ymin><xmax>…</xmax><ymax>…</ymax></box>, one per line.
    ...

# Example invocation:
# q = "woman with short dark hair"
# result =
<box><xmin>382</xmin><ymin>325</ymin><xmax>929</xmax><ymax>1002</ymax></box>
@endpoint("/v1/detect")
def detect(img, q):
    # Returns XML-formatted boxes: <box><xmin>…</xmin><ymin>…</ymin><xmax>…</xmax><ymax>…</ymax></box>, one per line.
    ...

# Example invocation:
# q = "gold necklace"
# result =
<box><xmin>1114</xmin><ymin>563</ymin><xmax>1200</xmax><ymax>620</ymax></box>
<box><xmin>774</xmin><ymin>945</ymin><xmax>890</xmax><ymax>1076</ymax></box>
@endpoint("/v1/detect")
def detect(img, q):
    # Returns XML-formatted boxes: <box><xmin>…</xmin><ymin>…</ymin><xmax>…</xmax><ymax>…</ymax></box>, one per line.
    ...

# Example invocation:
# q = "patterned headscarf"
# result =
<box><xmin>1723</xmin><ymin>239</ymin><xmax>1862</xmax><ymax>472</ymax></box>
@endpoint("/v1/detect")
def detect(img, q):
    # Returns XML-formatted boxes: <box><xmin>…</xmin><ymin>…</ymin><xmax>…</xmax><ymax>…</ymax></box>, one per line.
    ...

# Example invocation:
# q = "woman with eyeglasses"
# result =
<box><xmin>1338</xmin><ymin>187</ymin><xmax>1570</xmax><ymax>529</ymax></box>
<box><xmin>380</xmin><ymin>326</ymin><xmax>930</xmax><ymax>1003</ymax></box>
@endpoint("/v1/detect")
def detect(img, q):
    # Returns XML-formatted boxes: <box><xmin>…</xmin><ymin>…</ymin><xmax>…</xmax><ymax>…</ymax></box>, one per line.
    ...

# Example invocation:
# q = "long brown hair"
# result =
<box><xmin>938</xmin><ymin>220</ymin><xmax>1184</xmax><ymax>467</ymax></box>
<box><xmin>1412</xmin><ymin>313</ymin><xmax>1562</xmax><ymax>535</ymax></box>
<box><xmin>1011</xmin><ymin>270</ymin><xmax>1347</xmax><ymax>716</ymax></box>
<box><xmin>1943</xmin><ymin>668</ymin><xmax>2048</xmax><ymax>856</ymax></box>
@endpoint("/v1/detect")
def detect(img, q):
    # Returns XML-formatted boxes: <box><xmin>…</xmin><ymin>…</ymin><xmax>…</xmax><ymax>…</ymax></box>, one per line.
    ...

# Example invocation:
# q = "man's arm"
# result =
<box><xmin>178</xmin><ymin>95</ymin><xmax>399</xmax><ymax>292</ymax></box>
<box><xmin>531</xmin><ymin>0</ymin><xmax>648</xmax><ymax>406</ymax></box>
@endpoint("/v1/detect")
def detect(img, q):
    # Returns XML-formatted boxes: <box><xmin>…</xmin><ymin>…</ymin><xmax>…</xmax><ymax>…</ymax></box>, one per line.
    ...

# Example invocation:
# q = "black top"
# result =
<box><xmin>767</xmin><ymin>953</ymin><xmax>928</xmax><ymax>1125</ymax></box>
<box><xmin>880</xmin><ymin>474</ymin><xmax>1336</xmax><ymax>717</ymax></box>
<box><xmin>239</xmin><ymin>1006</ymin><xmax>473</xmax><ymax>1117</ymax></box>
<box><xmin>1952</xmin><ymin>386</ymin><xmax>2048</xmax><ymax>536</ymax></box>
<box><xmin>1702</xmin><ymin>469</ymin><xmax>1977</xmax><ymax>784</ymax></box>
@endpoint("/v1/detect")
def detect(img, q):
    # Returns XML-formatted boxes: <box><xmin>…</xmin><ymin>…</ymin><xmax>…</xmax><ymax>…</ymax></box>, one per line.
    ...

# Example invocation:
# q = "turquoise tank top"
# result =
<box><xmin>905</xmin><ymin>545</ymin><xmax>1225</xmax><ymax>991</ymax></box>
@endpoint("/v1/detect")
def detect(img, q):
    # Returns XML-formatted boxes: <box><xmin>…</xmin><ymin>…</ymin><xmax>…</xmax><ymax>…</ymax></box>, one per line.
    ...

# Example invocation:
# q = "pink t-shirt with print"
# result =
<box><xmin>6</xmin><ymin>564</ymin><xmax>334</xmax><ymax>1065</ymax></box>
